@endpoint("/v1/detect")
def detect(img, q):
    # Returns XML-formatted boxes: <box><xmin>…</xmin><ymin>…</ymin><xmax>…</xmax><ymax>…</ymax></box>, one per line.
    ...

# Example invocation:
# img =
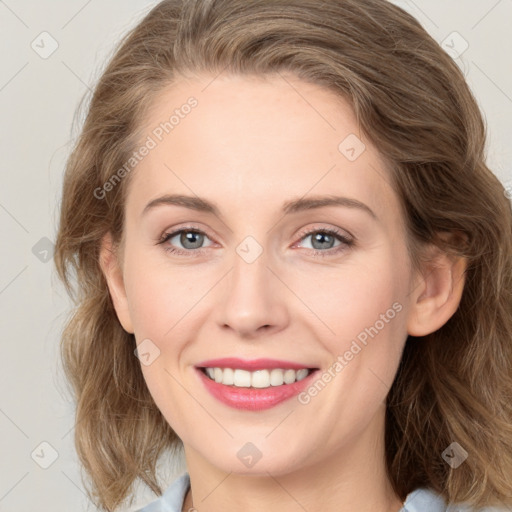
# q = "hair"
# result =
<box><xmin>54</xmin><ymin>0</ymin><xmax>512</xmax><ymax>510</ymax></box>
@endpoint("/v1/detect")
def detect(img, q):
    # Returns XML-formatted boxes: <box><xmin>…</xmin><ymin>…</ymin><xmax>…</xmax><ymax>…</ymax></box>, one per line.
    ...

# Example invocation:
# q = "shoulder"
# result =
<box><xmin>404</xmin><ymin>487</ymin><xmax>510</xmax><ymax>512</ymax></box>
<box><xmin>135</xmin><ymin>472</ymin><xmax>190</xmax><ymax>512</ymax></box>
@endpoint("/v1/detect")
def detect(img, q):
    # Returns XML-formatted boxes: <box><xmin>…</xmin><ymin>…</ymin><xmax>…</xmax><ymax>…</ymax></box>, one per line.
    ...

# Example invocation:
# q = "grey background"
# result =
<box><xmin>0</xmin><ymin>1</ymin><xmax>511</xmax><ymax>511</ymax></box>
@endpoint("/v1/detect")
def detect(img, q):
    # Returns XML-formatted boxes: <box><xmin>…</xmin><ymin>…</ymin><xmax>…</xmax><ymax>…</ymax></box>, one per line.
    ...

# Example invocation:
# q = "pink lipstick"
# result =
<box><xmin>195</xmin><ymin>358</ymin><xmax>319</xmax><ymax>411</ymax></box>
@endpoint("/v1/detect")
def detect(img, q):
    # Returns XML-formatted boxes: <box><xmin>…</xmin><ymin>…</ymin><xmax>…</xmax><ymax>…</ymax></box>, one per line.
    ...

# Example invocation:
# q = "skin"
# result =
<box><xmin>100</xmin><ymin>73</ymin><xmax>467</xmax><ymax>512</ymax></box>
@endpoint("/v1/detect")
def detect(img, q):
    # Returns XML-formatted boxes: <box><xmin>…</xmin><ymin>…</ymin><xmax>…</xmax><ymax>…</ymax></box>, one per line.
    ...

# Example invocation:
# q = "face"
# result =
<box><xmin>107</xmin><ymin>73</ymin><xmax>421</xmax><ymax>476</ymax></box>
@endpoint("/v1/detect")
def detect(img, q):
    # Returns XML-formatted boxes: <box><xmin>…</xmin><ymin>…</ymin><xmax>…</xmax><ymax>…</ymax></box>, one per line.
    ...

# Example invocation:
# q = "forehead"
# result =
<box><xmin>127</xmin><ymin>73</ymin><xmax>400</xmax><ymax>227</ymax></box>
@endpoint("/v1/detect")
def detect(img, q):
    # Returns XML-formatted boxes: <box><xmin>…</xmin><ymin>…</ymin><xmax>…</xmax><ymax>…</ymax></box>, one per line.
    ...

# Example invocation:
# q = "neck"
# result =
<box><xmin>181</xmin><ymin>406</ymin><xmax>403</xmax><ymax>512</ymax></box>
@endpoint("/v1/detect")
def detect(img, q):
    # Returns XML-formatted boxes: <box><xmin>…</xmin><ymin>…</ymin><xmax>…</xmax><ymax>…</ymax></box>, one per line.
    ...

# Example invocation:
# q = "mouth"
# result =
<box><xmin>194</xmin><ymin>358</ymin><xmax>320</xmax><ymax>411</ymax></box>
<box><xmin>199</xmin><ymin>366</ymin><xmax>316</xmax><ymax>388</ymax></box>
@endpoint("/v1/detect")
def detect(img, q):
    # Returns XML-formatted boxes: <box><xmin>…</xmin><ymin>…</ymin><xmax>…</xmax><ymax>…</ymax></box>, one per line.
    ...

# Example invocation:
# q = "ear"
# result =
<box><xmin>407</xmin><ymin>239</ymin><xmax>467</xmax><ymax>337</ymax></box>
<box><xmin>99</xmin><ymin>232</ymin><xmax>134</xmax><ymax>334</ymax></box>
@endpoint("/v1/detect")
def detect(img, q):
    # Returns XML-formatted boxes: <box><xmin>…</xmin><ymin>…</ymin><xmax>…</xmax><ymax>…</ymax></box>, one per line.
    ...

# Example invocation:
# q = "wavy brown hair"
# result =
<box><xmin>54</xmin><ymin>0</ymin><xmax>512</xmax><ymax>510</ymax></box>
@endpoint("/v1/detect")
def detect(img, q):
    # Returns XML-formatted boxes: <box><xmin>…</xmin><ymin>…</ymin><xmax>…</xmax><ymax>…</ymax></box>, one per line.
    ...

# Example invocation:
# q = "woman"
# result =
<box><xmin>54</xmin><ymin>1</ymin><xmax>512</xmax><ymax>511</ymax></box>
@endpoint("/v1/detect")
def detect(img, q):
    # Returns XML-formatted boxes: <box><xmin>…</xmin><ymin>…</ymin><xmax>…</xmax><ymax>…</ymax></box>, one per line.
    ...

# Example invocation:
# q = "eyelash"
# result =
<box><xmin>157</xmin><ymin>224</ymin><xmax>354</xmax><ymax>259</ymax></box>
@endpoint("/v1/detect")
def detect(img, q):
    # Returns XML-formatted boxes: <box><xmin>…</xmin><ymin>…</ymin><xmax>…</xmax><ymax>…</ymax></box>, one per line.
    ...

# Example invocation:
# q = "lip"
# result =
<box><xmin>195</xmin><ymin>365</ymin><xmax>319</xmax><ymax>411</ymax></box>
<box><xmin>195</xmin><ymin>357</ymin><xmax>316</xmax><ymax>371</ymax></box>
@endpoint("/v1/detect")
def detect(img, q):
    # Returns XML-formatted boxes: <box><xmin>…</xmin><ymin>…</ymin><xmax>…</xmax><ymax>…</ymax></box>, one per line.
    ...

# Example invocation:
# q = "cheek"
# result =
<box><xmin>124</xmin><ymin>270</ymin><xmax>170</xmax><ymax>338</ymax></box>
<box><xmin>293</xmin><ymin>256</ymin><xmax>406</xmax><ymax>342</ymax></box>
<box><xmin>122</xmin><ymin>244</ymin><xmax>201</xmax><ymax>339</ymax></box>
<box><xmin>302</xmin><ymin>251</ymin><xmax>410</xmax><ymax>400</ymax></box>
<box><xmin>333</xmin><ymin>255</ymin><xmax>409</xmax><ymax>381</ymax></box>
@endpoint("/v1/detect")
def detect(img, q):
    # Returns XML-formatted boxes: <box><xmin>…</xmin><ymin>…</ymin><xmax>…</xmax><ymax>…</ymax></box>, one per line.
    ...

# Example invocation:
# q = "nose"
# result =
<box><xmin>215</xmin><ymin>247</ymin><xmax>289</xmax><ymax>339</ymax></box>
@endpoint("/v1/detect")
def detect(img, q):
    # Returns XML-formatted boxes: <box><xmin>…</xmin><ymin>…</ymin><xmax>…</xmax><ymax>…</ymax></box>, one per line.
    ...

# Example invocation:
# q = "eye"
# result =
<box><xmin>157</xmin><ymin>225</ymin><xmax>354</xmax><ymax>258</ymax></box>
<box><xmin>294</xmin><ymin>227</ymin><xmax>354</xmax><ymax>257</ymax></box>
<box><xmin>158</xmin><ymin>226</ymin><xmax>214</xmax><ymax>256</ymax></box>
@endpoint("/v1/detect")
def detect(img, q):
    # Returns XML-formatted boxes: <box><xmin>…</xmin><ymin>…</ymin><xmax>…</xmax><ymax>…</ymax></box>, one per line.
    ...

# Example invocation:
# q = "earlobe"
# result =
<box><xmin>99</xmin><ymin>233</ymin><xmax>134</xmax><ymax>334</ymax></box>
<box><xmin>406</xmin><ymin>247</ymin><xmax>467</xmax><ymax>337</ymax></box>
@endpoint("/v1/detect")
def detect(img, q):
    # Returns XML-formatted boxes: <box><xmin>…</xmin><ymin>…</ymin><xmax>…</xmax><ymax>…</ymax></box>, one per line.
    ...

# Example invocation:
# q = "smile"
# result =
<box><xmin>201</xmin><ymin>367</ymin><xmax>312</xmax><ymax>388</ymax></box>
<box><xmin>195</xmin><ymin>358</ymin><xmax>319</xmax><ymax>411</ymax></box>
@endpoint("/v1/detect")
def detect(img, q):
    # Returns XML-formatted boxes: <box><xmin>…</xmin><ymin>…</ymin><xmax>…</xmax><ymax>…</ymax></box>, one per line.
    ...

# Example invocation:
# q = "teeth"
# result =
<box><xmin>203</xmin><ymin>367</ymin><xmax>311</xmax><ymax>388</ymax></box>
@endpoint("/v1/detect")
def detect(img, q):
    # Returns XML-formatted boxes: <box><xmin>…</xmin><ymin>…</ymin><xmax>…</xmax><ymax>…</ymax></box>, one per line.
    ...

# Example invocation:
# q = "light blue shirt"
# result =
<box><xmin>136</xmin><ymin>472</ymin><xmax>508</xmax><ymax>512</ymax></box>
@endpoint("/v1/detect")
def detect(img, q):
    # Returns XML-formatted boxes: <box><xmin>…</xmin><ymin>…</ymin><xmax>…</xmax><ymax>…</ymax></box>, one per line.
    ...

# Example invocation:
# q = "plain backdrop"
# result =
<box><xmin>1</xmin><ymin>1</ymin><xmax>511</xmax><ymax>511</ymax></box>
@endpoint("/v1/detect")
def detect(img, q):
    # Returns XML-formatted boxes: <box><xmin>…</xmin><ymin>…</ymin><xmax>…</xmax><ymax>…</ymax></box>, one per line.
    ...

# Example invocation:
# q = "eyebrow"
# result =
<box><xmin>142</xmin><ymin>193</ymin><xmax>377</xmax><ymax>220</ymax></box>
